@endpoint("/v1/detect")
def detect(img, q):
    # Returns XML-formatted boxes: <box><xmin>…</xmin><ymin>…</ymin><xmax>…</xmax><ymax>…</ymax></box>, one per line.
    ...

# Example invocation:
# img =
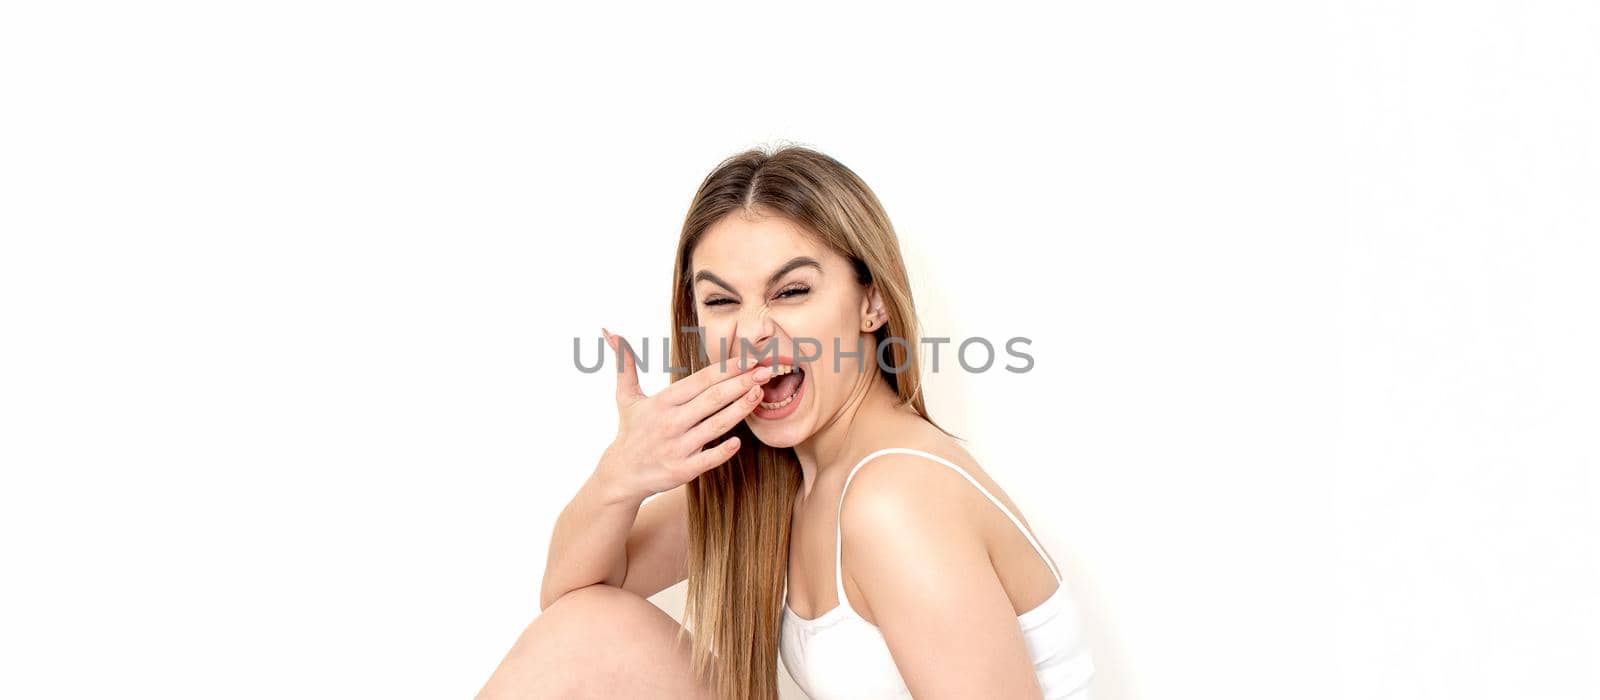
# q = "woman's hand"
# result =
<box><xmin>593</xmin><ymin>329</ymin><xmax>773</xmax><ymax>504</ymax></box>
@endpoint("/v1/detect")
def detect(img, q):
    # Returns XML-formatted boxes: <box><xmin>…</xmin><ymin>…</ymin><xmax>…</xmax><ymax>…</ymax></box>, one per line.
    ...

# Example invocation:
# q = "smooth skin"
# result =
<box><xmin>478</xmin><ymin>209</ymin><xmax>1062</xmax><ymax>699</ymax></box>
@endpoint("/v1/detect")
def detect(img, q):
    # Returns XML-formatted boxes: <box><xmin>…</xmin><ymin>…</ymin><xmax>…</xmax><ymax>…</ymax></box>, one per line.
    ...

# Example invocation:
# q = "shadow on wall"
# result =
<box><xmin>647</xmin><ymin>527</ymin><xmax>1131</xmax><ymax>700</ymax></box>
<box><xmin>1039</xmin><ymin>529</ymin><xmax>1133</xmax><ymax>700</ymax></box>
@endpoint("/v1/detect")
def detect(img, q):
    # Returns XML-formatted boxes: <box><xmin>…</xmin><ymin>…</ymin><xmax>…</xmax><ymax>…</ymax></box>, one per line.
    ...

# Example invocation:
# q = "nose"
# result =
<box><xmin>732</xmin><ymin>304</ymin><xmax>777</xmax><ymax>365</ymax></box>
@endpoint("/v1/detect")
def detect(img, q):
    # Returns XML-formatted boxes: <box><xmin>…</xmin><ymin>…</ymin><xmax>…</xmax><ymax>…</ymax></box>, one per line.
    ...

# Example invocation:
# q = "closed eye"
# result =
<box><xmin>703</xmin><ymin>286</ymin><xmax>807</xmax><ymax>307</ymax></box>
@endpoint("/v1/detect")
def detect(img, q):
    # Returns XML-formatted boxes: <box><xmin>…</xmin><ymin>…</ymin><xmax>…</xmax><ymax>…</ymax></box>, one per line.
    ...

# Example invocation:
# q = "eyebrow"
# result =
<box><xmin>693</xmin><ymin>256</ymin><xmax>823</xmax><ymax>296</ymax></box>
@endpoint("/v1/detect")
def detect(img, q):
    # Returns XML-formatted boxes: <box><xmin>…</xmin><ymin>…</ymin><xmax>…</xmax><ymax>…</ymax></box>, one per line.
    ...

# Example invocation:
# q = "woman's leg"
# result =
<box><xmin>475</xmin><ymin>583</ymin><xmax>714</xmax><ymax>700</ymax></box>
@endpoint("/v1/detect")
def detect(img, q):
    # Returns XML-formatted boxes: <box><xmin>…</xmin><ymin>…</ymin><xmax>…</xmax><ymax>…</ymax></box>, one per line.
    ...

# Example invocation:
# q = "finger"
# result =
<box><xmin>658</xmin><ymin>353</ymin><xmax>760</xmax><ymax>405</ymax></box>
<box><xmin>606</xmin><ymin>329</ymin><xmax>644</xmax><ymax>406</ymax></box>
<box><xmin>680</xmin><ymin>366</ymin><xmax>773</xmax><ymax>426</ymax></box>
<box><xmin>683</xmin><ymin>435</ymin><xmax>741</xmax><ymax>476</ymax></box>
<box><xmin>683</xmin><ymin>384</ymin><xmax>763</xmax><ymax>448</ymax></box>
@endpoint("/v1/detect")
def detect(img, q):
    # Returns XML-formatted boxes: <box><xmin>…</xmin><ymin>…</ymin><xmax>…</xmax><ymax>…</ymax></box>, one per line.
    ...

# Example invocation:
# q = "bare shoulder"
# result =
<box><xmin>835</xmin><ymin>438</ymin><xmax>1002</xmax><ymax>623</ymax></box>
<box><xmin>837</xmin><ymin>436</ymin><xmax>994</xmax><ymax>542</ymax></box>
<box><xmin>837</xmin><ymin>425</ymin><xmax>1049</xmax><ymax>563</ymax></box>
<box><xmin>835</xmin><ymin>427</ymin><xmax>1064</xmax><ymax>624</ymax></box>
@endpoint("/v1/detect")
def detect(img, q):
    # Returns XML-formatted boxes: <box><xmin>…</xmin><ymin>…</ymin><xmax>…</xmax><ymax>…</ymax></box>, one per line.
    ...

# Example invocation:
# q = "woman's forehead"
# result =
<box><xmin>691</xmin><ymin>216</ymin><xmax>839</xmax><ymax>279</ymax></box>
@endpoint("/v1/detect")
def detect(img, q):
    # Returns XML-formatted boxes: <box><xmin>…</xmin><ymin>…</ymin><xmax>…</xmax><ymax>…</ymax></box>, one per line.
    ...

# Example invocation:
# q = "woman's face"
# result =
<box><xmin>688</xmin><ymin>211</ymin><xmax>882</xmax><ymax>448</ymax></box>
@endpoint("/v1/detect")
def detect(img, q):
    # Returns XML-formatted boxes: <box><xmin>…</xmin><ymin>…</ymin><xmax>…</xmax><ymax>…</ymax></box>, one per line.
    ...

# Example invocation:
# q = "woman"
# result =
<box><xmin>477</xmin><ymin>146</ymin><xmax>1095</xmax><ymax>699</ymax></box>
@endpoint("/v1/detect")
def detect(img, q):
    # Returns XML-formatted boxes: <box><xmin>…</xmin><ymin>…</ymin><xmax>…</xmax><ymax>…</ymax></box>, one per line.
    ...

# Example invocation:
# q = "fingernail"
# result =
<box><xmin>600</xmin><ymin>327</ymin><xmax>617</xmax><ymax>351</ymax></box>
<box><xmin>753</xmin><ymin>366</ymin><xmax>773</xmax><ymax>381</ymax></box>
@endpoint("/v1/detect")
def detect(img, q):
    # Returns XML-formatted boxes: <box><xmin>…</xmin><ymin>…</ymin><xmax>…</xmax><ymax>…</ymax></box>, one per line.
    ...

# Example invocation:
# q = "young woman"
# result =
<box><xmin>477</xmin><ymin>146</ymin><xmax>1095</xmax><ymax>699</ymax></box>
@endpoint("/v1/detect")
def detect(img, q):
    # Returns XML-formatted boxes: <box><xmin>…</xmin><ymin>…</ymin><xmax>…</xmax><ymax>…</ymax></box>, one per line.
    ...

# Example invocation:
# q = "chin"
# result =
<box><xmin>747</xmin><ymin>421</ymin><xmax>809</xmax><ymax>448</ymax></box>
<box><xmin>745</xmin><ymin>399</ymin><xmax>814</xmax><ymax>447</ymax></box>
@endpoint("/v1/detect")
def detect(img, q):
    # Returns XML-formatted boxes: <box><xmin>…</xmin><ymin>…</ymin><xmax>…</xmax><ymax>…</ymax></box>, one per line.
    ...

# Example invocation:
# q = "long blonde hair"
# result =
<box><xmin>668</xmin><ymin>144</ymin><xmax>948</xmax><ymax>700</ymax></box>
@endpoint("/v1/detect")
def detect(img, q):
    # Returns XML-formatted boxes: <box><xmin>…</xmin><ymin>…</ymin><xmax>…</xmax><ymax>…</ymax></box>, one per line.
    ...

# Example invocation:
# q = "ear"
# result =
<box><xmin>861</xmin><ymin>285</ymin><xmax>887</xmax><ymax>332</ymax></box>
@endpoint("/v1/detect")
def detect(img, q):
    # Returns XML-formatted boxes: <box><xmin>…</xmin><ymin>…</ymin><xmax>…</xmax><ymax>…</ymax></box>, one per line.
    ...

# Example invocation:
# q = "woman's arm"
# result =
<box><xmin>538</xmin><ymin>470</ymin><xmax>688</xmax><ymax>610</ymax></box>
<box><xmin>538</xmin><ymin>331</ymin><xmax>770</xmax><ymax>610</ymax></box>
<box><xmin>840</xmin><ymin>454</ymin><xmax>1047</xmax><ymax>699</ymax></box>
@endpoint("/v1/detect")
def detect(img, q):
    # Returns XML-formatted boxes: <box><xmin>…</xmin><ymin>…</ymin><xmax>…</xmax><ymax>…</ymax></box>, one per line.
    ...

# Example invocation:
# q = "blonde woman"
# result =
<box><xmin>478</xmin><ymin>146</ymin><xmax>1095</xmax><ymax>700</ymax></box>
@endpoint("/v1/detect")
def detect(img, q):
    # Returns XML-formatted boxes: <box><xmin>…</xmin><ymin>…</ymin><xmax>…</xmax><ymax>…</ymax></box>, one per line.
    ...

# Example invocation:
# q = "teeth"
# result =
<box><xmin>771</xmin><ymin>363</ymin><xmax>799</xmax><ymax>375</ymax></box>
<box><xmin>760</xmin><ymin>391</ymin><xmax>798</xmax><ymax>410</ymax></box>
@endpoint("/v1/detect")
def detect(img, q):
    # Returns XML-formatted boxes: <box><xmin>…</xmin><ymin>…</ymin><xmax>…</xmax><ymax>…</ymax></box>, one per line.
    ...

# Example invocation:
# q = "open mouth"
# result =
<box><xmin>753</xmin><ymin>362</ymin><xmax>806</xmax><ymax>420</ymax></box>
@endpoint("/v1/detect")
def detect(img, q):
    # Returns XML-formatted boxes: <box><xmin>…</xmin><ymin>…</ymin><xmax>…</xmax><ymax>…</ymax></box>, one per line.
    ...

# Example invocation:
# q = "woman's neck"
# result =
<box><xmin>792</xmin><ymin>370</ymin><xmax>912</xmax><ymax>501</ymax></box>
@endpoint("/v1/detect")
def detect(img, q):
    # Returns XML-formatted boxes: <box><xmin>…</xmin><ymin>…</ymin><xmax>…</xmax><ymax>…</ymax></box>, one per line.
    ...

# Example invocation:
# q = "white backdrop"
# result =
<box><xmin>1</xmin><ymin>2</ymin><xmax>1595</xmax><ymax>699</ymax></box>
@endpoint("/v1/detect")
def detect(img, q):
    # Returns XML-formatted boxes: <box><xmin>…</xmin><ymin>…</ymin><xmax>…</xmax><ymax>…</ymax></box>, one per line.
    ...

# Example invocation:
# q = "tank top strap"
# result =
<box><xmin>832</xmin><ymin>447</ymin><xmax>1063</xmax><ymax>608</ymax></box>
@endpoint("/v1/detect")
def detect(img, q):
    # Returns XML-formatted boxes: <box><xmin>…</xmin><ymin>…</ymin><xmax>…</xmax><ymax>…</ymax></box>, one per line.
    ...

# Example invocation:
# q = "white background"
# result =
<box><xmin>2</xmin><ymin>2</ymin><xmax>1595</xmax><ymax>699</ymax></box>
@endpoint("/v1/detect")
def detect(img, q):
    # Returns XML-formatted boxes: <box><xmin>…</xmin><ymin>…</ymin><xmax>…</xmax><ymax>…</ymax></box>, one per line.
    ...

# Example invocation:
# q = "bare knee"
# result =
<box><xmin>478</xmin><ymin>584</ymin><xmax>692</xmax><ymax>700</ymax></box>
<box><xmin>544</xmin><ymin>583</ymin><xmax>655</xmax><ymax>623</ymax></box>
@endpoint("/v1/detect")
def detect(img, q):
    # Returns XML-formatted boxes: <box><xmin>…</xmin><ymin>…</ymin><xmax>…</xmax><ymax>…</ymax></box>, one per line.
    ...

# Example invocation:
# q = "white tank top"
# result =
<box><xmin>779</xmin><ymin>447</ymin><xmax>1096</xmax><ymax>699</ymax></box>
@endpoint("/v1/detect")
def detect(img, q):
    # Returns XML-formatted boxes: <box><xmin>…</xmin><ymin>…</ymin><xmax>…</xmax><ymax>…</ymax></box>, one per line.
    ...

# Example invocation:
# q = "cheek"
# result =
<box><xmin>693</xmin><ymin>318</ymin><xmax>739</xmax><ymax>360</ymax></box>
<box><xmin>766</xmin><ymin>307</ymin><xmax>869</xmax><ymax>381</ymax></box>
